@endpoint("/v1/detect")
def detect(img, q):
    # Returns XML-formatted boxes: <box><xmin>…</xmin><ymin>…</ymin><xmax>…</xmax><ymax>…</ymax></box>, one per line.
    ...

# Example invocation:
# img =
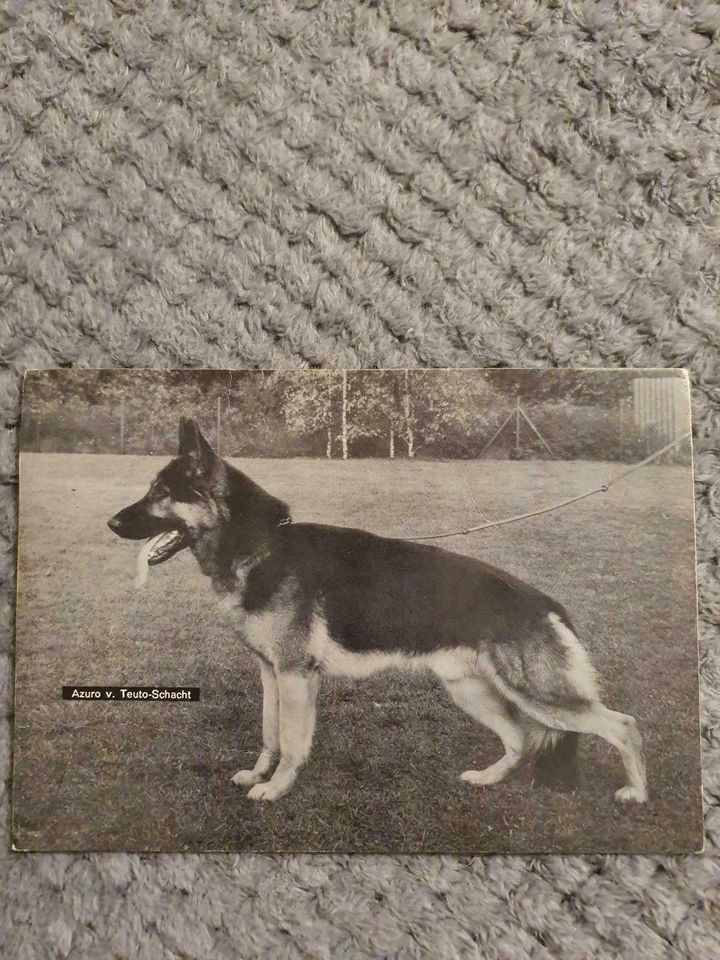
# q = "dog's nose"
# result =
<box><xmin>107</xmin><ymin>516</ymin><xmax>122</xmax><ymax>532</ymax></box>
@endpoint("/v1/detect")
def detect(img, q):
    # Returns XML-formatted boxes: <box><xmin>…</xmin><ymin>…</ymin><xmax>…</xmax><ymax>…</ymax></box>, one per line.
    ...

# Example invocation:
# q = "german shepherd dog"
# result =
<box><xmin>108</xmin><ymin>418</ymin><xmax>647</xmax><ymax>804</ymax></box>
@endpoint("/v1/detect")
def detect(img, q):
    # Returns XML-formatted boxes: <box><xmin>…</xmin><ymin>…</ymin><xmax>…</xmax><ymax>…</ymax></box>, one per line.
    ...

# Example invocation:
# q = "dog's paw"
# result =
<box><xmin>231</xmin><ymin>769</ymin><xmax>264</xmax><ymax>787</ymax></box>
<box><xmin>460</xmin><ymin>768</ymin><xmax>500</xmax><ymax>786</ymax></box>
<box><xmin>615</xmin><ymin>785</ymin><xmax>647</xmax><ymax>804</ymax></box>
<box><xmin>247</xmin><ymin>780</ymin><xmax>287</xmax><ymax>802</ymax></box>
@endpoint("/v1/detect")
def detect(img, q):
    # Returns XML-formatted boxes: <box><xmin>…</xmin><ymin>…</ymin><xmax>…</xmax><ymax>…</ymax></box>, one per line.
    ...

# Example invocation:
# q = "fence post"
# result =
<box><xmin>217</xmin><ymin>396</ymin><xmax>222</xmax><ymax>456</ymax></box>
<box><xmin>327</xmin><ymin>378</ymin><xmax>333</xmax><ymax>459</ymax></box>
<box><xmin>341</xmin><ymin>371</ymin><xmax>348</xmax><ymax>460</ymax></box>
<box><xmin>119</xmin><ymin>398</ymin><xmax>125</xmax><ymax>454</ymax></box>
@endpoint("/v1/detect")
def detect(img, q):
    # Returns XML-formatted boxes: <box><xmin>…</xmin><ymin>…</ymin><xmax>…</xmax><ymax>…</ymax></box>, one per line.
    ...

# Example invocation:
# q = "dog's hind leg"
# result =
<box><xmin>443</xmin><ymin>677</ymin><xmax>529</xmax><ymax>785</ymax></box>
<box><xmin>495</xmin><ymin>684</ymin><xmax>647</xmax><ymax>803</ymax></box>
<box><xmin>231</xmin><ymin>659</ymin><xmax>280</xmax><ymax>787</ymax></box>
<box><xmin>247</xmin><ymin>669</ymin><xmax>319</xmax><ymax>801</ymax></box>
<box><xmin>568</xmin><ymin>703</ymin><xmax>647</xmax><ymax>803</ymax></box>
<box><xmin>489</xmin><ymin>614</ymin><xmax>647</xmax><ymax>802</ymax></box>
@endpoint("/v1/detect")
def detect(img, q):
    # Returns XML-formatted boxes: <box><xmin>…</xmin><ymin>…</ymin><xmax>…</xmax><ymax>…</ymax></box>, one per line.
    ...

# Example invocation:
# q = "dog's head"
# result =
<box><xmin>107</xmin><ymin>417</ymin><xmax>221</xmax><ymax>565</ymax></box>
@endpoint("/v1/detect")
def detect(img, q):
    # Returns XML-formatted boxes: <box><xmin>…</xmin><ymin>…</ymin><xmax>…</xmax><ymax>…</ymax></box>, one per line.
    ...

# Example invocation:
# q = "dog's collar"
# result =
<box><xmin>228</xmin><ymin>518</ymin><xmax>292</xmax><ymax>588</ymax></box>
<box><xmin>231</xmin><ymin>521</ymin><xmax>289</xmax><ymax>580</ymax></box>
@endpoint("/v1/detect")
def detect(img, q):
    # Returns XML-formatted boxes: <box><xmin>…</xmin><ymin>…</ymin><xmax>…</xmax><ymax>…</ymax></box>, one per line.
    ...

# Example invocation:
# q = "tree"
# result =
<box><xmin>404</xmin><ymin>370</ymin><xmax>499</xmax><ymax>458</ymax></box>
<box><xmin>343</xmin><ymin>371</ymin><xmax>396</xmax><ymax>458</ymax></box>
<box><xmin>280</xmin><ymin>370</ymin><xmax>340</xmax><ymax>458</ymax></box>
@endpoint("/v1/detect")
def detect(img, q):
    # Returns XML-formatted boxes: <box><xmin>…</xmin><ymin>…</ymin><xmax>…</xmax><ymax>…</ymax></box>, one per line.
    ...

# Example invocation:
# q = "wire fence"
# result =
<box><xmin>20</xmin><ymin>373</ymin><xmax>691</xmax><ymax>463</ymax></box>
<box><xmin>21</xmin><ymin>399</ymin><xmax>690</xmax><ymax>463</ymax></box>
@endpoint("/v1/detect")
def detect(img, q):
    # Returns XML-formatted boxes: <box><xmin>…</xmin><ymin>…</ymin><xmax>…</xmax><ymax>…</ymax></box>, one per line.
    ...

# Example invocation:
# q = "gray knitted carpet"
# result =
<box><xmin>2</xmin><ymin>1</ymin><xmax>719</xmax><ymax>957</ymax></box>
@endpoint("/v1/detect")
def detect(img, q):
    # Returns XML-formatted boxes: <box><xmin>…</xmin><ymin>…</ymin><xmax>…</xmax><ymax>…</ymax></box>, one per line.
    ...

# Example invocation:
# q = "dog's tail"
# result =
<box><xmin>530</xmin><ymin>728</ymin><xmax>580</xmax><ymax>791</ymax></box>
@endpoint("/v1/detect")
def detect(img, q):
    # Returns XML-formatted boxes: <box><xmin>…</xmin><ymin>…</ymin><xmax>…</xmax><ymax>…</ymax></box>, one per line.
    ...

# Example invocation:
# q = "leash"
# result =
<box><xmin>397</xmin><ymin>432</ymin><xmax>692</xmax><ymax>543</ymax></box>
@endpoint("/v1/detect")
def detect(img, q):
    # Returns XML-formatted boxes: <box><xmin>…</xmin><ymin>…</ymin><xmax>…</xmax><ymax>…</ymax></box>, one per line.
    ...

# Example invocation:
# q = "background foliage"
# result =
<box><xmin>21</xmin><ymin>369</ymin><xmax>687</xmax><ymax>462</ymax></box>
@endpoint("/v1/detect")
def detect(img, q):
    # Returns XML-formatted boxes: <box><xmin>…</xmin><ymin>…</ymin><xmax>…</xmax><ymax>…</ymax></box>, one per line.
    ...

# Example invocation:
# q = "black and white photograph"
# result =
<box><xmin>13</xmin><ymin>367</ymin><xmax>700</xmax><ymax>854</ymax></box>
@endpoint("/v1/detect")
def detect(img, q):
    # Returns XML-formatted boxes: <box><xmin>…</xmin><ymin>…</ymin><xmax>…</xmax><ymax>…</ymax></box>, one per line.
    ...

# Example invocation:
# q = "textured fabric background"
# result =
<box><xmin>1</xmin><ymin>1</ymin><xmax>719</xmax><ymax>957</ymax></box>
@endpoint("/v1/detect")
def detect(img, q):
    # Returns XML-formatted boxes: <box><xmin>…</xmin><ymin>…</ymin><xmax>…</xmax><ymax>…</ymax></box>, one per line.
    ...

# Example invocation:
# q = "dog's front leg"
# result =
<box><xmin>247</xmin><ymin>670</ymin><xmax>318</xmax><ymax>802</ymax></box>
<box><xmin>231</xmin><ymin>660</ymin><xmax>279</xmax><ymax>787</ymax></box>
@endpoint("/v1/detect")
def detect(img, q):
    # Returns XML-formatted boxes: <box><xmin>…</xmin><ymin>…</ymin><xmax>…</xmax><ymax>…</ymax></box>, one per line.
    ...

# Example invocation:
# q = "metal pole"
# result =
<box><xmin>519</xmin><ymin>406</ymin><xmax>554</xmax><ymax>457</ymax></box>
<box><xmin>515</xmin><ymin>401</ymin><xmax>520</xmax><ymax>455</ymax></box>
<box><xmin>120</xmin><ymin>398</ymin><xmax>125</xmax><ymax>455</ymax></box>
<box><xmin>479</xmin><ymin>406</ymin><xmax>517</xmax><ymax>457</ymax></box>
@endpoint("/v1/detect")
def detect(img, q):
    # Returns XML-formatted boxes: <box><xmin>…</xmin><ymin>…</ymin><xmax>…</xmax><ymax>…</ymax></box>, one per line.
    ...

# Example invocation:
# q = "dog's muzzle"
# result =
<box><xmin>134</xmin><ymin>530</ymin><xmax>189</xmax><ymax>589</ymax></box>
<box><xmin>145</xmin><ymin>529</ymin><xmax>188</xmax><ymax>565</ymax></box>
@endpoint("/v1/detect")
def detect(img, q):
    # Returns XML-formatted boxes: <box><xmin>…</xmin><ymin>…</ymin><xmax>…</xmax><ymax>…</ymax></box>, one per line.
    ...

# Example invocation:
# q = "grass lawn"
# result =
<box><xmin>12</xmin><ymin>453</ymin><xmax>702</xmax><ymax>853</ymax></box>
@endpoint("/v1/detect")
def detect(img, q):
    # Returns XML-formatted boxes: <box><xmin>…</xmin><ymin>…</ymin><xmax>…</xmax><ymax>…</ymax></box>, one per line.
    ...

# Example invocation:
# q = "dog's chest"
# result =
<box><xmin>215</xmin><ymin>562</ymin><xmax>292</xmax><ymax>661</ymax></box>
<box><xmin>215</xmin><ymin>587</ymin><xmax>274</xmax><ymax>654</ymax></box>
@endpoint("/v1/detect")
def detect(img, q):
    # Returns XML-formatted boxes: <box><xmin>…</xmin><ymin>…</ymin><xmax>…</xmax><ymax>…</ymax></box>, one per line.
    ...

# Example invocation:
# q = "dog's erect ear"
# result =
<box><xmin>178</xmin><ymin>417</ymin><xmax>216</xmax><ymax>471</ymax></box>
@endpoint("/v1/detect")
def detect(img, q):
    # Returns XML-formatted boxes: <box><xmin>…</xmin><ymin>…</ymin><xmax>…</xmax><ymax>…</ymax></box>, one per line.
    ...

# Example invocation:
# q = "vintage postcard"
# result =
<box><xmin>12</xmin><ymin>368</ymin><xmax>702</xmax><ymax>853</ymax></box>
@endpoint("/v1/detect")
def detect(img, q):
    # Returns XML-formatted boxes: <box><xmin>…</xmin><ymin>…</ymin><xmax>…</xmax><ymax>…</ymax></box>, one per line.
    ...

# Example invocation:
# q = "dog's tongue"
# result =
<box><xmin>135</xmin><ymin>532</ymin><xmax>176</xmax><ymax>590</ymax></box>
